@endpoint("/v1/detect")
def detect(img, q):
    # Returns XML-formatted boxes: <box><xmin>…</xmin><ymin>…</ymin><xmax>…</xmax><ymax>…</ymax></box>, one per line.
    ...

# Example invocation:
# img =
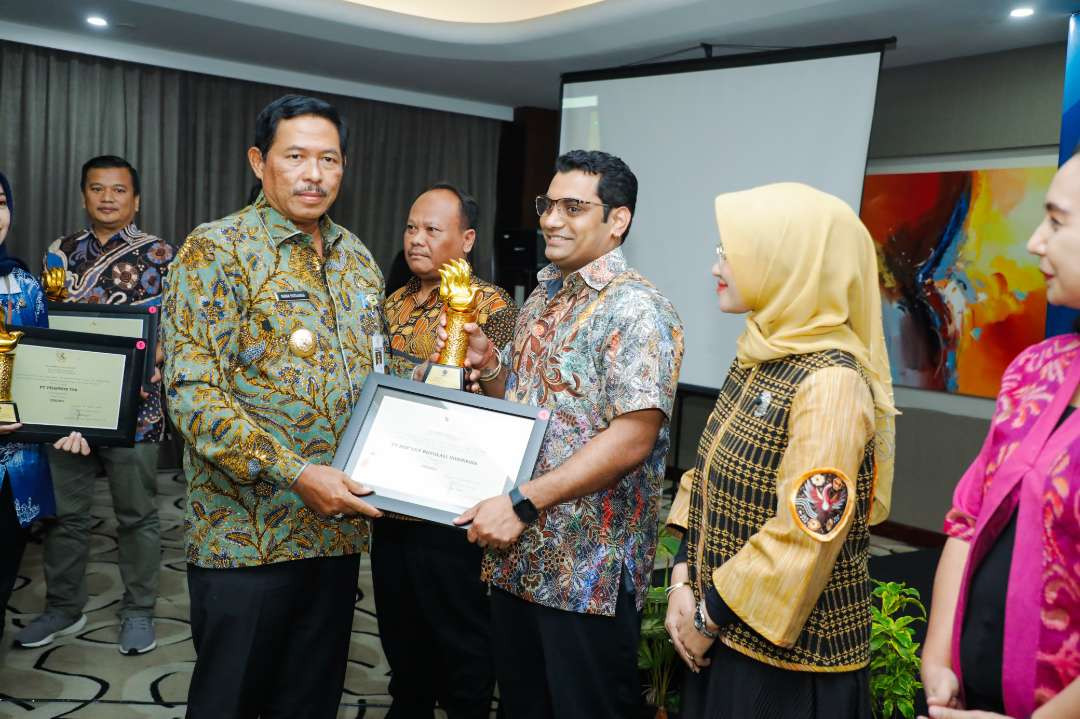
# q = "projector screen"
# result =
<box><xmin>560</xmin><ymin>46</ymin><xmax>883</xmax><ymax>390</ymax></box>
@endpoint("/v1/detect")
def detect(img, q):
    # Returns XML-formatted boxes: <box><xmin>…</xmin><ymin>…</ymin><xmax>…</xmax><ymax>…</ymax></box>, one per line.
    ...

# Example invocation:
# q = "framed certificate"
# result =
<box><xmin>333</xmin><ymin>373</ymin><xmax>550</xmax><ymax>525</ymax></box>
<box><xmin>47</xmin><ymin>302</ymin><xmax>160</xmax><ymax>392</ymax></box>
<box><xmin>8</xmin><ymin>326</ymin><xmax>144</xmax><ymax>446</ymax></box>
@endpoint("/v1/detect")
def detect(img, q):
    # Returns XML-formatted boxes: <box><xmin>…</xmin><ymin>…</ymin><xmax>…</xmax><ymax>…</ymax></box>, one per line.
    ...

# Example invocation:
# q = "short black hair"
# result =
<box><xmin>553</xmin><ymin>150</ymin><xmax>637</xmax><ymax>242</ymax></box>
<box><xmin>81</xmin><ymin>155</ymin><xmax>140</xmax><ymax>196</ymax></box>
<box><xmin>425</xmin><ymin>182</ymin><xmax>480</xmax><ymax>233</ymax></box>
<box><xmin>253</xmin><ymin>94</ymin><xmax>348</xmax><ymax>158</ymax></box>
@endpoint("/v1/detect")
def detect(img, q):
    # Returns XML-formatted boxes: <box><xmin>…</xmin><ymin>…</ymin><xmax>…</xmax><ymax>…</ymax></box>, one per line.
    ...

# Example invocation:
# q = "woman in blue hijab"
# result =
<box><xmin>0</xmin><ymin>171</ymin><xmax>89</xmax><ymax>641</ymax></box>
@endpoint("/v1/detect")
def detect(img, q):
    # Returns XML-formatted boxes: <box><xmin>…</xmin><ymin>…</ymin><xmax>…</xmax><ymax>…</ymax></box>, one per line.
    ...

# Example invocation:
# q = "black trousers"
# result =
<box><xmin>371</xmin><ymin>518</ymin><xmax>495</xmax><ymax>719</ymax></box>
<box><xmin>1</xmin><ymin>477</ymin><xmax>30</xmax><ymax>641</ymax></box>
<box><xmin>185</xmin><ymin>553</ymin><xmax>361</xmax><ymax>719</ymax></box>
<box><xmin>490</xmin><ymin>568</ymin><xmax>642</xmax><ymax>719</ymax></box>
<box><xmin>681</xmin><ymin>640</ymin><xmax>872</xmax><ymax>719</ymax></box>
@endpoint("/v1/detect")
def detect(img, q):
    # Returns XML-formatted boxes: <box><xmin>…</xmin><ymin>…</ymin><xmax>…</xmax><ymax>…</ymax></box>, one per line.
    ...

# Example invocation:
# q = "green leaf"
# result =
<box><xmin>657</xmin><ymin>529</ymin><xmax>682</xmax><ymax>560</ymax></box>
<box><xmin>868</xmin><ymin>578</ymin><xmax>927</xmax><ymax>719</ymax></box>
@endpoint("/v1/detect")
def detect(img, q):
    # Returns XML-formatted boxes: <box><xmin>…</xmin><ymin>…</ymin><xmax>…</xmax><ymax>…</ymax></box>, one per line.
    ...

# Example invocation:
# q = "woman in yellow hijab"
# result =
<box><xmin>664</xmin><ymin>182</ymin><xmax>896</xmax><ymax>718</ymax></box>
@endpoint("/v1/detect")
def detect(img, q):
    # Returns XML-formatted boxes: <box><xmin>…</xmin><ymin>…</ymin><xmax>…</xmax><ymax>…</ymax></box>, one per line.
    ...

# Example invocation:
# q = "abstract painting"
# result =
<box><xmin>860</xmin><ymin>166</ymin><xmax>1055</xmax><ymax>398</ymax></box>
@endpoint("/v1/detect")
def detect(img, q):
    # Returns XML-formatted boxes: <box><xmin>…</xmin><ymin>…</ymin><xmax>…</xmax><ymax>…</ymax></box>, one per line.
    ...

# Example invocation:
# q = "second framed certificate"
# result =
<box><xmin>47</xmin><ymin>302</ymin><xmax>160</xmax><ymax>392</ymax></box>
<box><xmin>332</xmin><ymin>374</ymin><xmax>550</xmax><ymax>526</ymax></box>
<box><xmin>8</xmin><ymin>326</ymin><xmax>144</xmax><ymax>446</ymax></box>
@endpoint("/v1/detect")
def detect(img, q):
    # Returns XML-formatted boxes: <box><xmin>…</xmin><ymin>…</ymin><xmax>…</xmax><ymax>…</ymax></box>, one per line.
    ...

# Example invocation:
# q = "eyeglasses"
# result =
<box><xmin>715</xmin><ymin>243</ymin><xmax>727</xmax><ymax>262</ymax></box>
<box><xmin>535</xmin><ymin>195</ymin><xmax>610</xmax><ymax>219</ymax></box>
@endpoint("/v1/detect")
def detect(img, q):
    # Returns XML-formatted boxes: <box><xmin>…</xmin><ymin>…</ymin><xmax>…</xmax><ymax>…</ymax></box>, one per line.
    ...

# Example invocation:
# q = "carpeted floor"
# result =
<box><xmin>0</xmin><ymin>469</ymin><xmax>922</xmax><ymax>718</ymax></box>
<box><xmin>0</xmin><ymin>472</ymin><xmax>396</xmax><ymax>719</ymax></box>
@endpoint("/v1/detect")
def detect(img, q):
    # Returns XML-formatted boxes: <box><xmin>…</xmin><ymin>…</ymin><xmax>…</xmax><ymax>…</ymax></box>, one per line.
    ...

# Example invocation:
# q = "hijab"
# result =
<box><xmin>0</xmin><ymin>172</ymin><xmax>31</xmax><ymax>277</ymax></box>
<box><xmin>715</xmin><ymin>182</ymin><xmax>896</xmax><ymax>524</ymax></box>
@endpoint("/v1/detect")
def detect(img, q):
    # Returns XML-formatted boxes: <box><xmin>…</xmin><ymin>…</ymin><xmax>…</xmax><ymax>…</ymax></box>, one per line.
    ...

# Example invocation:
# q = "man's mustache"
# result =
<box><xmin>293</xmin><ymin>185</ymin><xmax>328</xmax><ymax>197</ymax></box>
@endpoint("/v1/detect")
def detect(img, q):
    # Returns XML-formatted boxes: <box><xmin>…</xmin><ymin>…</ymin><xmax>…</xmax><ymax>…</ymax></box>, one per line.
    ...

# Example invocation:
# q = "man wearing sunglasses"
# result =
<box><xmin>438</xmin><ymin>149</ymin><xmax>684</xmax><ymax>718</ymax></box>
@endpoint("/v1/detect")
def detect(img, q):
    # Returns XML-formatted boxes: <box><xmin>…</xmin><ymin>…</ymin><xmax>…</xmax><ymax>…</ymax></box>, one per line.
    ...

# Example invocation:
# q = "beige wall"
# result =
<box><xmin>869</xmin><ymin>42</ymin><xmax>1065</xmax><ymax>158</ymax></box>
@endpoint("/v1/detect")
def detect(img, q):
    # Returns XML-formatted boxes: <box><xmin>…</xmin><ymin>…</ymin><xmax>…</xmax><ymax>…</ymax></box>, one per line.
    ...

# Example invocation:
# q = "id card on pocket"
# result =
<box><xmin>371</xmin><ymin>334</ymin><xmax>385</xmax><ymax>374</ymax></box>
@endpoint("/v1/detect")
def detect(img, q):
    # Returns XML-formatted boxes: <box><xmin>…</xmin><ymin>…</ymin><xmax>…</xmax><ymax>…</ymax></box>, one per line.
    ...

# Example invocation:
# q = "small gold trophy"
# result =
<box><xmin>423</xmin><ymin>258</ymin><xmax>478</xmax><ymax>390</ymax></box>
<box><xmin>0</xmin><ymin>316</ymin><xmax>24</xmax><ymax>423</ymax></box>
<box><xmin>42</xmin><ymin>267</ymin><xmax>67</xmax><ymax>302</ymax></box>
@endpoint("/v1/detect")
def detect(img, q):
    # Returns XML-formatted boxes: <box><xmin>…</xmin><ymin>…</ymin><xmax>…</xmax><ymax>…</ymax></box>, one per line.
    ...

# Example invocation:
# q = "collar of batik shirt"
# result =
<box><xmin>80</xmin><ymin>223</ymin><xmax>143</xmax><ymax>246</ymax></box>
<box><xmin>250</xmin><ymin>191</ymin><xmax>344</xmax><ymax>250</ymax></box>
<box><xmin>537</xmin><ymin>245</ymin><xmax>628</xmax><ymax>294</ymax></box>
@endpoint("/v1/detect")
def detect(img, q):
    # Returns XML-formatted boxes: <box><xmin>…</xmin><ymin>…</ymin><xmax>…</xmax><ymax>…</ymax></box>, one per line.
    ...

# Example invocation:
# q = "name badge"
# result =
<box><xmin>276</xmin><ymin>290</ymin><xmax>310</xmax><ymax>302</ymax></box>
<box><xmin>372</xmin><ymin>334</ymin><xmax>385</xmax><ymax>374</ymax></box>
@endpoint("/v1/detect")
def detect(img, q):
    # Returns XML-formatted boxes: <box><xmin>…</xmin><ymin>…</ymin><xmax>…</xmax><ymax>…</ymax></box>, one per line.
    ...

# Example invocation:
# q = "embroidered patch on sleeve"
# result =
<box><xmin>789</xmin><ymin>468</ymin><xmax>854</xmax><ymax>542</ymax></box>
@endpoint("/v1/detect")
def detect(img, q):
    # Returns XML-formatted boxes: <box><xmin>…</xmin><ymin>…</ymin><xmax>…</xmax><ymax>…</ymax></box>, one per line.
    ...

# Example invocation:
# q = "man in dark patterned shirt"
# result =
<box><xmin>14</xmin><ymin>156</ymin><xmax>170</xmax><ymax>656</ymax></box>
<box><xmin>375</xmin><ymin>183</ymin><xmax>517</xmax><ymax>718</ymax></box>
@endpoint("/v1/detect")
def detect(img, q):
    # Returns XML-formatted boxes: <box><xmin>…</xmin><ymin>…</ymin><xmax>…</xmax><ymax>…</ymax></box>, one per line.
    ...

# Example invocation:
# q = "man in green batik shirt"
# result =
<box><xmin>162</xmin><ymin>95</ymin><xmax>384</xmax><ymax>718</ymax></box>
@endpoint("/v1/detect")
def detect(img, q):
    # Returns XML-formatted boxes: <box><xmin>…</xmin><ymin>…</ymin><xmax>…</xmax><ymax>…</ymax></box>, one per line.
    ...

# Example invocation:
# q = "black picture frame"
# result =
<box><xmin>47</xmin><ymin>301</ymin><xmax>160</xmax><ymax>393</ymax></box>
<box><xmin>8</xmin><ymin>326</ymin><xmax>144</xmax><ymax>446</ymax></box>
<box><xmin>332</xmin><ymin>373</ymin><xmax>550</xmax><ymax>526</ymax></box>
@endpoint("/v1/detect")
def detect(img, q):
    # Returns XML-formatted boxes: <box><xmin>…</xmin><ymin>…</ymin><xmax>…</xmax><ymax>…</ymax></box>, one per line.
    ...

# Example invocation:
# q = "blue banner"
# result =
<box><xmin>1048</xmin><ymin>13</ymin><xmax>1080</xmax><ymax>336</ymax></box>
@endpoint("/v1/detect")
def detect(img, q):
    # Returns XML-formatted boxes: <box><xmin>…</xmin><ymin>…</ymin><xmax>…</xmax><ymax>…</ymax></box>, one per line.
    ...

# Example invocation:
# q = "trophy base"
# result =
<box><xmin>0</xmin><ymin>401</ymin><xmax>18</xmax><ymax>424</ymax></box>
<box><xmin>422</xmin><ymin>363</ymin><xmax>465</xmax><ymax>391</ymax></box>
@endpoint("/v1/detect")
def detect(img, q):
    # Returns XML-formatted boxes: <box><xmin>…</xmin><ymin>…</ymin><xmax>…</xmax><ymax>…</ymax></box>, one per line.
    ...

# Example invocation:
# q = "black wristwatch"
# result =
<box><xmin>508</xmin><ymin>486</ymin><xmax>539</xmax><ymax>524</ymax></box>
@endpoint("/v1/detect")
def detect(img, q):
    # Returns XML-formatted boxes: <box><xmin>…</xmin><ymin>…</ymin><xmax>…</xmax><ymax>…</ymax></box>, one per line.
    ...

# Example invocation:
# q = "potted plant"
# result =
<box><xmin>639</xmin><ymin>527</ymin><xmax>683</xmax><ymax>718</ymax></box>
<box><xmin>869</xmin><ymin>580</ymin><xmax>927</xmax><ymax>719</ymax></box>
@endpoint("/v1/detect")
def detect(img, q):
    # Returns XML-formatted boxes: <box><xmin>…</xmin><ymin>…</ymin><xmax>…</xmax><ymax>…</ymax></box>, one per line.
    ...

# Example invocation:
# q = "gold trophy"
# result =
<box><xmin>42</xmin><ymin>267</ymin><xmax>67</xmax><ymax>302</ymax></box>
<box><xmin>0</xmin><ymin>316</ymin><xmax>24</xmax><ymax>423</ymax></box>
<box><xmin>422</xmin><ymin>258</ymin><xmax>478</xmax><ymax>390</ymax></box>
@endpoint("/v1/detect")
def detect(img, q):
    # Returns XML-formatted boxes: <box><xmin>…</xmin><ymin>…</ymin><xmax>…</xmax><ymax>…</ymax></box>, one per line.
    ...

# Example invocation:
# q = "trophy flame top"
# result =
<box><xmin>0</xmin><ymin>316</ymin><xmax>24</xmax><ymax>354</ymax></box>
<box><xmin>42</xmin><ymin>267</ymin><xmax>67</xmax><ymax>302</ymax></box>
<box><xmin>438</xmin><ymin>258</ymin><xmax>478</xmax><ymax>312</ymax></box>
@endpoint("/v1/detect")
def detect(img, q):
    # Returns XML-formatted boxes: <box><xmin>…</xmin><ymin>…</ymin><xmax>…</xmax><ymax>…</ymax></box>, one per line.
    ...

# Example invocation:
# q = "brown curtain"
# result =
<box><xmin>0</xmin><ymin>39</ymin><xmax>503</xmax><ymax>279</ymax></box>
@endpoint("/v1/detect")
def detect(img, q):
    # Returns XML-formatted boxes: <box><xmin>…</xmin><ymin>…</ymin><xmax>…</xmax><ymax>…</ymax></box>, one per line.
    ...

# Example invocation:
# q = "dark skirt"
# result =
<box><xmin>680</xmin><ymin>641</ymin><xmax>872</xmax><ymax>719</ymax></box>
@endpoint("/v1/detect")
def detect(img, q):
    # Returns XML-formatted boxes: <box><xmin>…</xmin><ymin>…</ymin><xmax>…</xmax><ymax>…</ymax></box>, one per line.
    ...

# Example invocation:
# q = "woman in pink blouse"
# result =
<box><xmin>921</xmin><ymin>154</ymin><xmax>1080</xmax><ymax>719</ymax></box>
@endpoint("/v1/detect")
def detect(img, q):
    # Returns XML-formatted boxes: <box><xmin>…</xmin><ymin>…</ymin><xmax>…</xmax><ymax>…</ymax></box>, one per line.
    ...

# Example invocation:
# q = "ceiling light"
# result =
<box><xmin>1010</xmin><ymin>7</ymin><xmax>1034</xmax><ymax>18</ymax></box>
<box><xmin>340</xmin><ymin>0</ymin><xmax>605</xmax><ymax>24</ymax></box>
<box><xmin>86</xmin><ymin>16</ymin><xmax>108</xmax><ymax>27</ymax></box>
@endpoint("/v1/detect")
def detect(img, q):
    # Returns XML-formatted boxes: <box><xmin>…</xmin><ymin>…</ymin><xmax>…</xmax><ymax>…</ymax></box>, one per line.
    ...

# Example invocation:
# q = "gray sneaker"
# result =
<box><xmin>12</xmin><ymin>611</ymin><xmax>86</xmax><ymax>648</ymax></box>
<box><xmin>118</xmin><ymin>616</ymin><xmax>156</xmax><ymax>655</ymax></box>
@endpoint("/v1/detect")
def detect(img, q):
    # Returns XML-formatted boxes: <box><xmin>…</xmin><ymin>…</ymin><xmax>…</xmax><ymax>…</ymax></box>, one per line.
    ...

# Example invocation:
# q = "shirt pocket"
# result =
<box><xmin>334</xmin><ymin>261</ymin><xmax>384</xmax><ymax>370</ymax></box>
<box><xmin>236</xmin><ymin>292</ymin><xmax>323</xmax><ymax>383</ymax></box>
<box><xmin>342</xmin><ymin>266</ymin><xmax>383</xmax><ymax>336</ymax></box>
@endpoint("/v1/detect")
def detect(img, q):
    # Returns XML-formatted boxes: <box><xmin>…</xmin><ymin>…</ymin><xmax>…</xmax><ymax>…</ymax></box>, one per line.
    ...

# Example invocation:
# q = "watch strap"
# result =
<box><xmin>508</xmin><ymin>486</ymin><xmax>539</xmax><ymax>524</ymax></box>
<box><xmin>694</xmin><ymin>602</ymin><xmax>719</xmax><ymax>639</ymax></box>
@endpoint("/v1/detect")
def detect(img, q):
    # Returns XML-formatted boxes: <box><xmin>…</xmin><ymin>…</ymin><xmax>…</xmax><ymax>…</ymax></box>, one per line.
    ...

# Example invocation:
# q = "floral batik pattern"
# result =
<box><xmin>384</xmin><ymin>274</ymin><xmax>516</xmax><ymax>380</ymax></box>
<box><xmin>45</xmin><ymin>225</ymin><xmax>174</xmax><ymax>442</ymax></box>
<box><xmin>0</xmin><ymin>267</ymin><xmax>56</xmax><ymax>526</ymax></box>
<box><xmin>163</xmin><ymin>194</ymin><xmax>384</xmax><ymax>568</ymax></box>
<box><xmin>944</xmin><ymin>334</ymin><xmax>1080</xmax><ymax>714</ymax></box>
<box><xmin>483</xmin><ymin>247</ymin><xmax>684</xmax><ymax>616</ymax></box>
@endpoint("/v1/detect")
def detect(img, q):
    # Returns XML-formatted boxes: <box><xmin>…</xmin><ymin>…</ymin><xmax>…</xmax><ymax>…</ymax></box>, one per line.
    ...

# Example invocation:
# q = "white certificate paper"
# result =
<box><xmin>351</xmin><ymin>394</ymin><xmax>536</xmax><ymax>515</ymax></box>
<box><xmin>11</xmin><ymin>344</ymin><xmax>127</xmax><ymax>428</ymax></box>
<box><xmin>48</xmin><ymin>314</ymin><xmax>146</xmax><ymax>339</ymax></box>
